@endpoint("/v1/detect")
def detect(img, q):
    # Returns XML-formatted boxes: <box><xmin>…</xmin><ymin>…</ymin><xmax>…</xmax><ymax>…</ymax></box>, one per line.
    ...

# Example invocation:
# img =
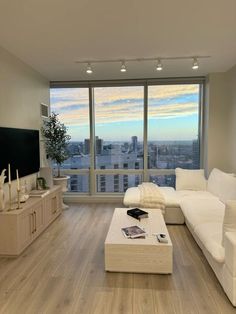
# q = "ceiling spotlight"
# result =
<box><xmin>192</xmin><ymin>58</ymin><xmax>199</xmax><ymax>70</ymax></box>
<box><xmin>156</xmin><ymin>59</ymin><xmax>163</xmax><ymax>71</ymax></box>
<box><xmin>86</xmin><ymin>63</ymin><xmax>93</xmax><ymax>74</ymax></box>
<box><xmin>120</xmin><ymin>61</ymin><xmax>127</xmax><ymax>72</ymax></box>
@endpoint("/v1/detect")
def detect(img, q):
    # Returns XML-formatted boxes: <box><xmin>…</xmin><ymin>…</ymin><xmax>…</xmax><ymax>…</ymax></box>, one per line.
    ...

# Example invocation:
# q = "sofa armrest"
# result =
<box><xmin>225</xmin><ymin>232</ymin><xmax>236</xmax><ymax>276</ymax></box>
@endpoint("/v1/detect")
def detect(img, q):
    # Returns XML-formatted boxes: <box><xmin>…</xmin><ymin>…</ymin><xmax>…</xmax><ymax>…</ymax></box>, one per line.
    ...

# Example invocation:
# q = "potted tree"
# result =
<box><xmin>41</xmin><ymin>112</ymin><xmax>71</xmax><ymax>202</ymax></box>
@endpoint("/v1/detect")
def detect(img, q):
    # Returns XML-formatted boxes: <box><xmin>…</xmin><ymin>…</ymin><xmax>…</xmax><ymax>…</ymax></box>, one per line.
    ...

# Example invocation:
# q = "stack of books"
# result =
<box><xmin>29</xmin><ymin>190</ymin><xmax>50</xmax><ymax>198</ymax></box>
<box><xmin>127</xmin><ymin>208</ymin><xmax>148</xmax><ymax>220</ymax></box>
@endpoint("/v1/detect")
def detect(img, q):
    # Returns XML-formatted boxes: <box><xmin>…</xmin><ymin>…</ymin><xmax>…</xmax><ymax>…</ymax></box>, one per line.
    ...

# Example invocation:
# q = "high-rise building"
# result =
<box><xmin>96</xmin><ymin>136</ymin><xmax>103</xmax><ymax>155</ymax></box>
<box><xmin>131</xmin><ymin>136</ymin><xmax>138</xmax><ymax>152</ymax></box>
<box><xmin>123</xmin><ymin>142</ymin><xmax>129</xmax><ymax>152</ymax></box>
<box><xmin>84</xmin><ymin>139</ymin><xmax>90</xmax><ymax>155</ymax></box>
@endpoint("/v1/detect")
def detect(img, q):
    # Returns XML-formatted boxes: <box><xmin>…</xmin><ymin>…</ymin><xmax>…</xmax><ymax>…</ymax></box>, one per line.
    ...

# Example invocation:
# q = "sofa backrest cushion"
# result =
<box><xmin>222</xmin><ymin>200</ymin><xmax>236</xmax><ymax>247</ymax></box>
<box><xmin>207</xmin><ymin>168</ymin><xmax>236</xmax><ymax>203</ymax></box>
<box><xmin>175</xmin><ymin>168</ymin><xmax>207</xmax><ymax>191</ymax></box>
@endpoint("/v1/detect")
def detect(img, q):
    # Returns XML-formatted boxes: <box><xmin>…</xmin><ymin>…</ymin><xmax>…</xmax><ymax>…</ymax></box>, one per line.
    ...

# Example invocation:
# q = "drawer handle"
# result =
<box><xmin>34</xmin><ymin>211</ymin><xmax>37</xmax><ymax>232</ymax></box>
<box><xmin>31</xmin><ymin>213</ymin><xmax>34</xmax><ymax>234</ymax></box>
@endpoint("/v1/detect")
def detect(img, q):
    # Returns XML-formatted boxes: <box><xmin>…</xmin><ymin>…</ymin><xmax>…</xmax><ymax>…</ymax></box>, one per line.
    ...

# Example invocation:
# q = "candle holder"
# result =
<box><xmin>8</xmin><ymin>183</ymin><xmax>13</xmax><ymax>211</ymax></box>
<box><xmin>16</xmin><ymin>189</ymin><xmax>21</xmax><ymax>210</ymax></box>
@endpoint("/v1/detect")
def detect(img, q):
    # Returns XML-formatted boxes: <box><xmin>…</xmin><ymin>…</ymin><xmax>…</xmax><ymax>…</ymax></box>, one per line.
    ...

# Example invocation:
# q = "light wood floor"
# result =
<box><xmin>0</xmin><ymin>203</ymin><xmax>235</xmax><ymax>314</ymax></box>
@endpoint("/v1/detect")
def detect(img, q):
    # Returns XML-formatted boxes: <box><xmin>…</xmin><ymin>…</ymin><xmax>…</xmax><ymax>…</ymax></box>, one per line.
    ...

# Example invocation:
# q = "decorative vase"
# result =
<box><xmin>0</xmin><ymin>169</ymin><xmax>6</xmax><ymax>211</ymax></box>
<box><xmin>53</xmin><ymin>176</ymin><xmax>70</xmax><ymax>210</ymax></box>
<box><xmin>0</xmin><ymin>188</ymin><xmax>5</xmax><ymax>211</ymax></box>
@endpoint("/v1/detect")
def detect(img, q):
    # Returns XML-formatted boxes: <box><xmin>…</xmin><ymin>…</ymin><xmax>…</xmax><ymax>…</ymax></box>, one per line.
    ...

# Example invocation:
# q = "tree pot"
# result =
<box><xmin>53</xmin><ymin>176</ymin><xmax>70</xmax><ymax>209</ymax></box>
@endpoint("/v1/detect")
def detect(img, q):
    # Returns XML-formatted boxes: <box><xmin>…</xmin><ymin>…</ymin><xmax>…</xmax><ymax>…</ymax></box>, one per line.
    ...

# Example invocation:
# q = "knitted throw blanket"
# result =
<box><xmin>138</xmin><ymin>182</ymin><xmax>166</xmax><ymax>210</ymax></box>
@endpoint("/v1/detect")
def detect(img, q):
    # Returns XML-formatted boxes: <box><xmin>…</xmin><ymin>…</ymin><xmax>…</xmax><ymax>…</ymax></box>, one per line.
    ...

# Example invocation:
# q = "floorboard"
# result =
<box><xmin>0</xmin><ymin>203</ymin><xmax>235</xmax><ymax>314</ymax></box>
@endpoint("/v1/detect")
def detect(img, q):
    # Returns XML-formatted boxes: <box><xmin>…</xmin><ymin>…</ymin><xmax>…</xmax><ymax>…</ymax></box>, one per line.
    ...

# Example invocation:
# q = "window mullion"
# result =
<box><xmin>89</xmin><ymin>87</ymin><xmax>95</xmax><ymax>195</ymax></box>
<box><xmin>143</xmin><ymin>83</ymin><xmax>148</xmax><ymax>182</ymax></box>
<box><xmin>199</xmin><ymin>83</ymin><xmax>204</xmax><ymax>169</ymax></box>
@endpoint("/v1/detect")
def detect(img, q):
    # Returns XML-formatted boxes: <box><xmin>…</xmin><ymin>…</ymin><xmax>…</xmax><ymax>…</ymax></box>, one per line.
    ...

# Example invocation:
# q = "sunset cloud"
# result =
<box><xmin>51</xmin><ymin>85</ymin><xmax>199</xmax><ymax>126</ymax></box>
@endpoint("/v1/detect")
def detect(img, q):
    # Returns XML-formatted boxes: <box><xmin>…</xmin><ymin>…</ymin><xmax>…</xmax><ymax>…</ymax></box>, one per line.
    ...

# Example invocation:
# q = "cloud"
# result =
<box><xmin>51</xmin><ymin>85</ymin><xmax>199</xmax><ymax>126</ymax></box>
<box><xmin>148</xmin><ymin>102</ymin><xmax>197</xmax><ymax>119</ymax></box>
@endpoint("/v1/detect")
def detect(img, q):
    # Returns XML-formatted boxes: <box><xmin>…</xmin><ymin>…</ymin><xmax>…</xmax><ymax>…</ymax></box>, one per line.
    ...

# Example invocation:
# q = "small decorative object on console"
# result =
<box><xmin>19</xmin><ymin>180</ymin><xmax>29</xmax><ymax>203</ymax></box>
<box><xmin>36</xmin><ymin>177</ymin><xmax>47</xmax><ymax>190</ymax></box>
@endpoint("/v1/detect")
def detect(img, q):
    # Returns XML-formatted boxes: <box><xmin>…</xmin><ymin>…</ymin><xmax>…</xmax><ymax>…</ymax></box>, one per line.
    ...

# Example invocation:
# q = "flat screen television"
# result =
<box><xmin>0</xmin><ymin>127</ymin><xmax>40</xmax><ymax>181</ymax></box>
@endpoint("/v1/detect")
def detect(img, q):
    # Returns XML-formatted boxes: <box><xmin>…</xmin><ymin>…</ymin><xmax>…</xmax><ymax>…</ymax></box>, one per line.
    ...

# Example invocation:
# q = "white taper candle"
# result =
<box><xmin>16</xmin><ymin>169</ymin><xmax>20</xmax><ymax>190</ymax></box>
<box><xmin>8</xmin><ymin>164</ymin><xmax>11</xmax><ymax>184</ymax></box>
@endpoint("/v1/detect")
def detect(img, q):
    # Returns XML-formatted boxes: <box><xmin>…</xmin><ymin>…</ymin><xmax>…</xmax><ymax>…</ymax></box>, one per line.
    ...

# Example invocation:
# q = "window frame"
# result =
<box><xmin>51</xmin><ymin>77</ymin><xmax>205</xmax><ymax>195</ymax></box>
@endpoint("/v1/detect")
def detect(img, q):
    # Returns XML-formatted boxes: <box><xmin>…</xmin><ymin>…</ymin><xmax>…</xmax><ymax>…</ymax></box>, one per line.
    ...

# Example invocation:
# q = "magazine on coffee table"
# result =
<box><xmin>121</xmin><ymin>225</ymin><xmax>146</xmax><ymax>239</ymax></box>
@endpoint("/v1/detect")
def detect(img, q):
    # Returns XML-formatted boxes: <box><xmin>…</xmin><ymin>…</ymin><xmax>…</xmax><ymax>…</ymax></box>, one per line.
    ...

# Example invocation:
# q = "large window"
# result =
<box><xmin>93</xmin><ymin>86</ymin><xmax>143</xmax><ymax>193</ymax></box>
<box><xmin>148</xmin><ymin>85</ymin><xmax>200</xmax><ymax>170</ymax></box>
<box><xmin>50</xmin><ymin>88</ymin><xmax>90</xmax><ymax>192</ymax></box>
<box><xmin>94</xmin><ymin>86</ymin><xmax>144</xmax><ymax>170</ymax></box>
<box><xmin>50</xmin><ymin>80</ymin><xmax>203</xmax><ymax>194</ymax></box>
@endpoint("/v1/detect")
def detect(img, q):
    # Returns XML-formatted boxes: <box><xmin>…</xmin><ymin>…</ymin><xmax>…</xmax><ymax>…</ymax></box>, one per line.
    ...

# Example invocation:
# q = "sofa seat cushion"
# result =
<box><xmin>123</xmin><ymin>186</ymin><xmax>180</xmax><ymax>208</ymax></box>
<box><xmin>180</xmin><ymin>198</ymin><xmax>225</xmax><ymax>230</ymax></box>
<box><xmin>194</xmin><ymin>222</ymin><xmax>225</xmax><ymax>263</ymax></box>
<box><xmin>177</xmin><ymin>190</ymin><xmax>219</xmax><ymax>200</ymax></box>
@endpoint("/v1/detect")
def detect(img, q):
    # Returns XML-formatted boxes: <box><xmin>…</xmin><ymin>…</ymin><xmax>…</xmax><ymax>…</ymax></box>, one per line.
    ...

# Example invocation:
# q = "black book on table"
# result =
<box><xmin>127</xmin><ymin>208</ymin><xmax>149</xmax><ymax>220</ymax></box>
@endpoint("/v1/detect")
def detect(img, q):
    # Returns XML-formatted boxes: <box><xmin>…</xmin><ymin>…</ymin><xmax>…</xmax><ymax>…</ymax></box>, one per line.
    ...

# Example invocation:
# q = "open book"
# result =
<box><xmin>121</xmin><ymin>225</ymin><xmax>146</xmax><ymax>239</ymax></box>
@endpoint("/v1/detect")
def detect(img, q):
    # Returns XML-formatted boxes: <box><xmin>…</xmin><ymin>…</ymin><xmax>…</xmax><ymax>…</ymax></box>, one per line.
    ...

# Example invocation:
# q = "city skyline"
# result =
<box><xmin>50</xmin><ymin>84</ymin><xmax>199</xmax><ymax>141</ymax></box>
<box><xmin>62</xmin><ymin>136</ymin><xmax>199</xmax><ymax>192</ymax></box>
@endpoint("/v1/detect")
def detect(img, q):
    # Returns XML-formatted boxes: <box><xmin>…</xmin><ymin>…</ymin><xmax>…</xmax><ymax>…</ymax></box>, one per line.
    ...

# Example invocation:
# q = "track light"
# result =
<box><xmin>75</xmin><ymin>55</ymin><xmax>209</xmax><ymax>74</ymax></box>
<box><xmin>192</xmin><ymin>58</ymin><xmax>199</xmax><ymax>70</ymax></box>
<box><xmin>120</xmin><ymin>61</ymin><xmax>127</xmax><ymax>72</ymax></box>
<box><xmin>156</xmin><ymin>59</ymin><xmax>163</xmax><ymax>71</ymax></box>
<box><xmin>86</xmin><ymin>63</ymin><xmax>93</xmax><ymax>74</ymax></box>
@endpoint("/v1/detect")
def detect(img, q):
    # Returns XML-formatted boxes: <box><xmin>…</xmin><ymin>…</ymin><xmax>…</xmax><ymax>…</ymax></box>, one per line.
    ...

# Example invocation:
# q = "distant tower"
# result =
<box><xmin>131</xmin><ymin>136</ymin><xmax>138</xmax><ymax>152</ymax></box>
<box><xmin>96</xmin><ymin>136</ymin><xmax>103</xmax><ymax>155</ymax></box>
<box><xmin>84</xmin><ymin>139</ymin><xmax>90</xmax><ymax>155</ymax></box>
<box><xmin>124</xmin><ymin>142</ymin><xmax>129</xmax><ymax>151</ymax></box>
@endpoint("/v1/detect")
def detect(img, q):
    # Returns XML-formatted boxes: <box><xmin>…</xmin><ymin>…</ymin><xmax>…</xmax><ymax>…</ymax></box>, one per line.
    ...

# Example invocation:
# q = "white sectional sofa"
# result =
<box><xmin>123</xmin><ymin>168</ymin><xmax>236</xmax><ymax>306</ymax></box>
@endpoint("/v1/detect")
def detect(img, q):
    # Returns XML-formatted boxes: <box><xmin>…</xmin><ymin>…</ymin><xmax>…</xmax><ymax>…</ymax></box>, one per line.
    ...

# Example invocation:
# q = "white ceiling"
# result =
<box><xmin>0</xmin><ymin>0</ymin><xmax>236</xmax><ymax>81</ymax></box>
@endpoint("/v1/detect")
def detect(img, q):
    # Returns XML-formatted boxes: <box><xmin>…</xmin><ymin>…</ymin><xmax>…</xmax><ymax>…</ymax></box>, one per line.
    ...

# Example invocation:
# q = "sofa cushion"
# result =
<box><xmin>177</xmin><ymin>190</ymin><xmax>218</xmax><ymax>200</ymax></box>
<box><xmin>222</xmin><ymin>200</ymin><xmax>236</xmax><ymax>247</ymax></box>
<box><xmin>175</xmin><ymin>168</ymin><xmax>207</xmax><ymax>191</ymax></box>
<box><xmin>207</xmin><ymin>168</ymin><xmax>236</xmax><ymax>203</ymax></box>
<box><xmin>194</xmin><ymin>222</ymin><xmax>225</xmax><ymax>263</ymax></box>
<box><xmin>180</xmin><ymin>198</ymin><xmax>225</xmax><ymax>230</ymax></box>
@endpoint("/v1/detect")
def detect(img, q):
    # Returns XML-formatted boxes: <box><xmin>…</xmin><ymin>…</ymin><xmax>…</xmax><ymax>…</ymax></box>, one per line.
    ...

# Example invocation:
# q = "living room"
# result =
<box><xmin>0</xmin><ymin>1</ymin><xmax>236</xmax><ymax>313</ymax></box>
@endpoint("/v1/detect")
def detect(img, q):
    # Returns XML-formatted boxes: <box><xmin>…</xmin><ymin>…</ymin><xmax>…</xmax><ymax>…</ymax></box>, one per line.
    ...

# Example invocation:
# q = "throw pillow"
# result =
<box><xmin>207</xmin><ymin>168</ymin><xmax>236</xmax><ymax>203</ymax></box>
<box><xmin>175</xmin><ymin>168</ymin><xmax>207</xmax><ymax>191</ymax></box>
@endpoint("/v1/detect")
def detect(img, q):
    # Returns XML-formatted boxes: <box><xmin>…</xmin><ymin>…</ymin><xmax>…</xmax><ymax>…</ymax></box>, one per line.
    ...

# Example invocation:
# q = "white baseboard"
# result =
<box><xmin>64</xmin><ymin>194</ymin><xmax>124</xmax><ymax>204</ymax></box>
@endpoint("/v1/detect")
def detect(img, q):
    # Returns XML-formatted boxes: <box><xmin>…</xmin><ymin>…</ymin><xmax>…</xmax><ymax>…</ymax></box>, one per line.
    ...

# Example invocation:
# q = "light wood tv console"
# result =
<box><xmin>0</xmin><ymin>186</ymin><xmax>62</xmax><ymax>256</ymax></box>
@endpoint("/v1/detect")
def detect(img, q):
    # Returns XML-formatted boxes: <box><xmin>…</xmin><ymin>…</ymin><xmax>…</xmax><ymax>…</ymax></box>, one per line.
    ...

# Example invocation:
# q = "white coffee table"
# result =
<box><xmin>105</xmin><ymin>208</ymin><xmax>173</xmax><ymax>274</ymax></box>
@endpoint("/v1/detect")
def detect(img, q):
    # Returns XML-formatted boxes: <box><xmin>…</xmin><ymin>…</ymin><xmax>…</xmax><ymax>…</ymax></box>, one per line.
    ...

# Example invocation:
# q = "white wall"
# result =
<box><xmin>0</xmin><ymin>46</ymin><xmax>49</xmax><ymax>202</ymax></box>
<box><xmin>227</xmin><ymin>64</ymin><xmax>236</xmax><ymax>172</ymax></box>
<box><xmin>205</xmin><ymin>64</ymin><xmax>236</xmax><ymax>175</ymax></box>
<box><xmin>205</xmin><ymin>72</ymin><xmax>231</xmax><ymax>174</ymax></box>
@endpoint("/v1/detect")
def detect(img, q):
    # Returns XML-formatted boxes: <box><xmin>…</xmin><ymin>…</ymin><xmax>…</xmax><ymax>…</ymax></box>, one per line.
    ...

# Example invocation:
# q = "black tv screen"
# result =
<box><xmin>0</xmin><ymin>127</ymin><xmax>40</xmax><ymax>181</ymax></box>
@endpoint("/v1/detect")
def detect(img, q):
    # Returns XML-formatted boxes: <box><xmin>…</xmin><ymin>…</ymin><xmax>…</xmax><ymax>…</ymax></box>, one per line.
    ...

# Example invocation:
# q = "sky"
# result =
<box><xmin>50</xmin><ymin>84</ymin><xmax>199</xmax><ymax>141</ymax></box>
